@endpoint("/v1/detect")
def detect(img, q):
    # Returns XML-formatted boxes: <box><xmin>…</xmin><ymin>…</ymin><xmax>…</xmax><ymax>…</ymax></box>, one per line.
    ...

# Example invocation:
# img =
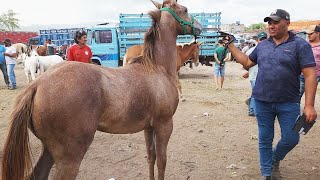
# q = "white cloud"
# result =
<box><xmin>0</xmin><ymin>0</ymin><xmax>318</xmax><ymax>27</ymax></box>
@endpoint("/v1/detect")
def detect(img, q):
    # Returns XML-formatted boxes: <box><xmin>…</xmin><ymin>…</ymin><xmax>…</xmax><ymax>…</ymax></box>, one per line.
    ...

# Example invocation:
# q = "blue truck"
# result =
<box><xmin>87</xmin><ymin>12</ymin><xmax>222</xmax><ymax>67</ymax></box>
<box><xmin>29</xmin><ymin>28</ymin><xmax>85</xmax><ymax>46</ymax></box>
<box><xmin>29</xmin><ymin>12</ymin><xmax>222</xmax><ymax>67</ymax></box>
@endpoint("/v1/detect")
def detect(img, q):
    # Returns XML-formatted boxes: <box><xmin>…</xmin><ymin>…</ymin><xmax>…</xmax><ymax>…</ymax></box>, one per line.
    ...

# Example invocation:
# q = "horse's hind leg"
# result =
<box><xmin>30</xmin><ymin>144</ymin><xmax>54</xmax><ymax>180</ymax></box>
<box><xmin>155</xmin><ymin>119</ymin><xmax>173</xmax><ymax>180</ymax></box>
<box><xmin>50</xmin><ymin>135</ymin><xmax>95</xmax><ymax>180</ymax></box>
<box><xmin>144</xmin><ymin>128</ymin><xmax>156</xmax><ymax>180</ymax></box>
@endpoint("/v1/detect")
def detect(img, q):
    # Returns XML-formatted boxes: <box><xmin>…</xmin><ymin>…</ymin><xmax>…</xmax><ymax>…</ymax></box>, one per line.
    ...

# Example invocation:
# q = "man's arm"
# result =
<box><xmin>3</xmin><ymin>52</ymin><xmax>17</xmax><ymax>58</ymax></box>
<box><xmin>213</xmin><ymin>53</ymin><xmax>220</xmax><ymax>64</ymax></box>
<box><xmin>227</xmin><ymin>43</ymin><xmax>255</xmax><ymax>70</ymax></box>
<box><xmin>302</xmin><ymin>67</ymin><xmax>318</xmax><ymax>122</ymax></box>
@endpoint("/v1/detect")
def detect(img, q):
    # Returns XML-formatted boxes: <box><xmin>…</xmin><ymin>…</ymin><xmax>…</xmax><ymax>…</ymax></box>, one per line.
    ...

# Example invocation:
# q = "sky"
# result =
<box><xmin>0</xmin><ymin>0</ymin><xmax>318</xmax><ymax>28</ymax></box>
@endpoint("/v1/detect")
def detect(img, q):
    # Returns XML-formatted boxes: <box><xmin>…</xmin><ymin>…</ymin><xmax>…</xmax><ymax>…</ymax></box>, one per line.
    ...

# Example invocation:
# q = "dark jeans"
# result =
<box><xmin>254</xmin><ymin>99</ymin><xmax>300</xmax><ymax>176</ymax></box>
<box><xmin>0</xmin><ymin>62</ymin><xmax>9</xmax><ymax>85</ymax></box>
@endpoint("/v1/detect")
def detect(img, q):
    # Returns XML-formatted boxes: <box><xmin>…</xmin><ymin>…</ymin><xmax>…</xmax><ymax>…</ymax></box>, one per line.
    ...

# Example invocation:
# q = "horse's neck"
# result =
<box><xmin>153</xmin><ymin>21</ymin><xmax>178</xmax><ymax>77</ymax></box>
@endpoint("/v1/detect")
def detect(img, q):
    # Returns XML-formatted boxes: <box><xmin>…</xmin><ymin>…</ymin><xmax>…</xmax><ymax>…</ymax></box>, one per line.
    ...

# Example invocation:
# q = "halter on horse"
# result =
<box><xmin>1</xmin><ymin>0</ymin><xmax>202</xmax><ymax>180</ymax></box>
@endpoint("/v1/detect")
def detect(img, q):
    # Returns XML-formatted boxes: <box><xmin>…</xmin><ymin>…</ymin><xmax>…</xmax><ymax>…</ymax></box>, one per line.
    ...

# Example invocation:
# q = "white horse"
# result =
<box><xmin>23</xmin><ymin>51</ymin><xmax>39</xmax><ymax>82</ymax></box>
<box><xmin>23</xmin><ymin>49</ymin><xmax>64</xmax><ymax>82</ymax></box>
<box><xmin>13</xmin><ymin>43</ymin><xmax>28</xmax><ymax>63</ymax></box>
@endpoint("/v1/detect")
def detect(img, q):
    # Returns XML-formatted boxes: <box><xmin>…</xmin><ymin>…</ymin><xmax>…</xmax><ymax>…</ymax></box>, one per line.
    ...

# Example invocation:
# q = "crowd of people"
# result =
<box><xmin>0</xmin><ymin>30</ymin><xmax>92</xmax><ymax>90</ymax></box>
<box><xmin>0</xmin><ymin>8</ymin><xmax>319</xmax><ymax>180</ymax></box>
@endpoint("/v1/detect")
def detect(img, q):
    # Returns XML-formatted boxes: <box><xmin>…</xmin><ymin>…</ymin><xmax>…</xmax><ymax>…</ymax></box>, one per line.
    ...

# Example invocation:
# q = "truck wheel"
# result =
<box><xmin>92</xmin><ymin>60</ymin><xmax>101</xmax><ymax>65</ymax></box>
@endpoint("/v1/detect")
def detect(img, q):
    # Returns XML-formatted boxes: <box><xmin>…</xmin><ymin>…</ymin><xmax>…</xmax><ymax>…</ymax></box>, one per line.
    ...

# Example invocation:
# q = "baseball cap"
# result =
<box><xmin>304</xmin><ymin>25</ymin><xmax>320</xmax><ymax>34</ymax></box>
<box><xmin>3</xmin><ymin>38</ymin><xmax>11</xmax><ymax>44</ymax></box>
<box><xmin>264</xmin><ymin>9</ymin><xmax>290</xmax><ymax>22</ymax></box>
<box><xmin>257</xmin><ymin>32</ymin><xmax>267</xmax><ymax>40</ymax></box>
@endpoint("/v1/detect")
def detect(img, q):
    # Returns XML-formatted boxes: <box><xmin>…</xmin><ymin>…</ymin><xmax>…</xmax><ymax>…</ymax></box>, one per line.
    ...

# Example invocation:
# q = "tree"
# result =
<box><xmin>0</xmin><ymin>10</ymin><xmax>20</xmax><ymax>31</ymax></box>
<box><xmin>245</xmin><ymin>23</ymin><xmax>266</xmax><ymax>31</ymax></box>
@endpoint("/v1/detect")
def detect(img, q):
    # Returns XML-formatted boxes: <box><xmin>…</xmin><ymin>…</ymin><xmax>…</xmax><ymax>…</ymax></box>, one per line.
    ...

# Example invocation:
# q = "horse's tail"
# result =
<box><xmin>1</xmin><ymin>86</ymin><xmax>37</xmax><ymax>180</ymax></box>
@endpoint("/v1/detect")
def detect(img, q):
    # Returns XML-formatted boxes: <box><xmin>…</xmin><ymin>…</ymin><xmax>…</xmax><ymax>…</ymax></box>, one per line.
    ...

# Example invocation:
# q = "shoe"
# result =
<box><xmin>260</xmin><ymin>176</ymin><xmax>271</xmax><ymax>180</ymax></box>
<box><xmin>248</xmin><ymin>112</ymin><xmax>255</xmax><ymax>117</ymax></box>
<box><xmin>8</xmin><ymin>86</ymin><xmax>16</xmax><ymax>90</ymax></box>
<box><xmin>245</xmin><ymin>97</ymin><xmax>251</xmax><ymax>105</ymax></box>
<box><xmin>271</xmin><ymin>159</ymin><xmax>281</xmax><ymax>179</ymax></box>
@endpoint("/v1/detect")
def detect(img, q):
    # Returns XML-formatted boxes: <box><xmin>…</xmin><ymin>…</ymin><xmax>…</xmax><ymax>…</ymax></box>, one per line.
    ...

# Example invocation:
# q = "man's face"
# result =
<box><xmin>307</xmin><ymin>31</ymin><xmax>319</xmax><ymax>42</ymax></box>
<box><xmin>78</xmin><ymin>35</ymin><xmax>87</xmax><ymax>45</ymax></box>
<box><xmin>267</xmin><ymin>19</ymin><xmax>290</xmax><ymax>39</ymax></box>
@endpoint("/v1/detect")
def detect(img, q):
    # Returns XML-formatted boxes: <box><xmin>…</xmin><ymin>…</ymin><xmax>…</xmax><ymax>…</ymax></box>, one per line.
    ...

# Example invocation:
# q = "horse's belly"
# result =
<box><xmin>97</xmin><ymin>118</ymin><xmax>148</xmax><ymax>134</ymax></box>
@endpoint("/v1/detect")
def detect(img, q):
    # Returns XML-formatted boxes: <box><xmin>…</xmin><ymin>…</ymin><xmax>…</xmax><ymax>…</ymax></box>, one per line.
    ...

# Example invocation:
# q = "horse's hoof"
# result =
<box><xmin>181</xmin><ymin>98</ymin><xmax>186</xmax><ymax>102</ymax></box>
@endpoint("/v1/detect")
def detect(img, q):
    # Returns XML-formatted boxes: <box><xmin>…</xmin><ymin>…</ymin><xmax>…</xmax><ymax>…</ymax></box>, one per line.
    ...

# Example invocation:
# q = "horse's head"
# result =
<box><xmin>151</xmin><ymin>0</ymin><xmax>202</xmax><ymax>36</ymax></box>
<box><xmin>190</xmin><ymin>41</ymin><xmax>203</xmax><ymax>66</ymax></box>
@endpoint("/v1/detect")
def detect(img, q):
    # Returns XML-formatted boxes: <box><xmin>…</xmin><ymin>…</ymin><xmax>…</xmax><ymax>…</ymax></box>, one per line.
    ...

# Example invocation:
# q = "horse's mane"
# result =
<box><xmin>141</xmin><ymin>9</ymin><xmax>161</xmax><ymax>71</ymax></box>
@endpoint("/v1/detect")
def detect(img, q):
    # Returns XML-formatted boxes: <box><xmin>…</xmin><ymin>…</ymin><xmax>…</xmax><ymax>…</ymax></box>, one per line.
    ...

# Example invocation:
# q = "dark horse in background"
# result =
<box><xmin>1</xmin><ymin>0</ymin><xmax>202</xmax><ymax>180</ymax></box>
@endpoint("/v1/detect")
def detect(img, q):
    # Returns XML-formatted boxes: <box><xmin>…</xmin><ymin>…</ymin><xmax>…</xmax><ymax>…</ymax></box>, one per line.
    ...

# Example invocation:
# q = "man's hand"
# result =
<box><xmin>223</xmin><ymin>35</ymin><xmax>235</xmax><ymax>46</ymax></box>
<box><xmin>242</xmin><ymin>72</ymin><xmax>249</xmax><ymax>78</ymax></box>
<box><xmin>304</xmin><ymin>105</ymin><xmax>317</xmax><ymax>123</ymax></box>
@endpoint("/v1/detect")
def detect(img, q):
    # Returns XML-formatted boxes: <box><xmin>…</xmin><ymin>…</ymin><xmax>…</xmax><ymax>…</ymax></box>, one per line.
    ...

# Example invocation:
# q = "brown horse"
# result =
<box><xmin>1</xmin><ymin>0</ymin><xmax>202</xmax><ymax>180</ymax></box>
<box><xmin>123</xmin><ymin>41</ymin><xmax>203</xmax><ymax>71</ymax></box>
<box><xmin>124</xmin><ymin>41</ymin><xmax>202</xmax><ymax>99</ymax></box>
<box><xmin>36</xmin><ymin>45</ymin><xmax>48</xmax><ymax>56</ymax></box>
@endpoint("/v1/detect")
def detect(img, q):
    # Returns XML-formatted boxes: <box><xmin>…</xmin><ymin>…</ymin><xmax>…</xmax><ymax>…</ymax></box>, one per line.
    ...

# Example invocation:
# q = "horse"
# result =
<box><xmin>36</xmin><ymin>44</ymin><xmax>48</xmax><ymax>56</ymax></box>
<box><xmin>22</xmin><ymin>47</ymin><xmax>64</xmax><ymax>82</ymax></box>
<box><xmin>124</xmin><ymin>41</ymin><xmax>203</xmax><ymax>99</ymax></box>
<box><xmin>23</xmin><ymin>50</ymin><xmax>39</xmax><ymax>82</ymax></box>
<box><xmin>1</xmin><ymin>1</ymin><xmax>202</xmax><ymax>180</ymax></box>
<box><xmin>123</xmin><ymin>41</ymin><xmax>203</xmax><ymax>71</ymax></box>
<box><xmin>13</xmin><ymin>43</ymin><xmax>28</xmax><ymax>63</ymax></box>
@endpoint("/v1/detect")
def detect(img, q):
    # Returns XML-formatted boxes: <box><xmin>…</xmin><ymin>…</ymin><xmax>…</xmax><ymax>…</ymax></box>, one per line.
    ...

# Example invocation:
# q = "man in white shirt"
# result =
<box><xmin>3</xmin><ymin>39</ymin><xmax>17</xmax><ymax>90</ymax></box>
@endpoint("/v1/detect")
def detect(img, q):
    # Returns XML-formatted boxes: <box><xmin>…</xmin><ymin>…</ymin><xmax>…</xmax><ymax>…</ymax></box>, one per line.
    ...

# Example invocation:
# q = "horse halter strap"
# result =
<box><xmin>160</xmin><ymin>7</ymin><xmax>195</xmax><ymax>35</ymax></box>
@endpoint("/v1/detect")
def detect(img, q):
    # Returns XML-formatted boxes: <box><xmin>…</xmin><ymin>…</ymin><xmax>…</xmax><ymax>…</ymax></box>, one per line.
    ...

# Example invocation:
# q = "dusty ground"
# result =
<box><xmin>0</xmin><ymin>62</ymin><xmax>319</xmax><ymax>180</ymax></box>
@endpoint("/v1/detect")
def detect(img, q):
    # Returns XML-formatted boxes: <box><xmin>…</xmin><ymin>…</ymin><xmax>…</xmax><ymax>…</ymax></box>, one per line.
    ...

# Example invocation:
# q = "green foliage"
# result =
<box><xmin>245</xmin><ymin>23</ymin><xmax>266</xmax><ymax>31</ymax></box>
<box><xmin>0</xmin><ymin>10</ymin><xmax>20</xmax><ymax>31</ymax></box>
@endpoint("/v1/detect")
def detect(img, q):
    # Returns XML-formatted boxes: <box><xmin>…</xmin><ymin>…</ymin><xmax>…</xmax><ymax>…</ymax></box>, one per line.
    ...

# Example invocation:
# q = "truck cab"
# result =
<box><xmin>86</xmin><ymin>24</ymin><xmax>120</xmax><ymax>67</ymax></box>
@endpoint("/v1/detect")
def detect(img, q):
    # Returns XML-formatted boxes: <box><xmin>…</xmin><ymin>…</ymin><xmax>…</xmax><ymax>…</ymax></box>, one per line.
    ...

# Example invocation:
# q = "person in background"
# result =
<box><xmin>46</xmin><ymin>39</ymin><xmax>57</xmax><ymax>55</ymax></box>
<box><xmin>67</xmin><ymin>31</ymin><xmax>92</xmax><ymax>63</ymax></box>
<box><xmin>0</xmin><ymin>42</ymin><xmax>9</xmax><ymax>87</ymax></box>
<box><xmin>243</xmin><ymin>32</ymin><xmax>268</xmax><ymax>117</ymax></box>
<box><xmin>225</xmin><ymin>9</ymin><xmax>317</xmax><ymax>180</ymax></box>
<box><xmin>3</xmin><ymin>39</ymin><xmax>17</xmax><ymax>90</ymax></box>
<box><xmin>212</xmin><ymin>39</ymin><xmax>230</xmax><ymax>90</ymax></box>
<box><xmin>299</xmin><ymin>25</ymin><xmax>320</xmax><ymax>97</ymax></box>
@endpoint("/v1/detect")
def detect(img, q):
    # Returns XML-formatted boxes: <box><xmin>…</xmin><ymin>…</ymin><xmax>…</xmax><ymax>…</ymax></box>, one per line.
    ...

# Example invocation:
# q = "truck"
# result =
<box><xmin>28</xmin><ymin>28</ymin><xmax>85</xmax><ymax>46</ymax></box>
<box><xmin>0</xmin><ymin>31</ymin><xmax>38</xmax><ymax>44</ymax></box>
<box><xmin>28</xmin><ymin>12</ymin><xmax>222</xmax><ymax>67</ymax></box>
<box><xmin>86</xmin><ymin>12</ymin><xmax>222</xmax><ymax>67</ymax></box>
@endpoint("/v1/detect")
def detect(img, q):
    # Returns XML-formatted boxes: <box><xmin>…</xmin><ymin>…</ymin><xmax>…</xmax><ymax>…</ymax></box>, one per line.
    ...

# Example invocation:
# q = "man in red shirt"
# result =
<box><xmin>67</xmin><ymin>31</ymin><xmax>92</xmax><ymax>63</ymax></box>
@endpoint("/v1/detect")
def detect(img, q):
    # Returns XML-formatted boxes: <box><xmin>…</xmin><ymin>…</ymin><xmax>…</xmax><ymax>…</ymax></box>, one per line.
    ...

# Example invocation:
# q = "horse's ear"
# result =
<box><xmin>151</xmin><ymin>0</ymin><xmax>162</xmax><ymax>9</ymax></box>
<box><xmin>197</xmin><ymin>41</ymin><xmax>204</xmax><ymax>46</ymax></box>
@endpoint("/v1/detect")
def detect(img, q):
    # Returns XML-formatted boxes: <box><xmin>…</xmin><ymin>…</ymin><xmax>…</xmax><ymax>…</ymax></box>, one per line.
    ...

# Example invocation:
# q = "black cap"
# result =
<box><xmin>264</xmin><ymin>9</ymin><xmax>290</xmax><ymax>22</ymax></box>
<box><xmin>3</xmin><ymin>38</ymin><xmax>11</xmax><ymax>44</ymax></box>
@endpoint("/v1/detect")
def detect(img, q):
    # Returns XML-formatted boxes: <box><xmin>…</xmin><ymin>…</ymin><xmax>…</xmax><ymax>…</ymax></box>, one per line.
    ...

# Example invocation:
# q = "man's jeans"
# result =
<box><xmin>254</xmin><ymin>99</ymin><xmax>300</xmax><ymax>176</ymax></box>
<box><xmin>7</xmin><ymin>64</ymin><xmax>16</xmax><ymax>88</ymax></box>
<box><xmin>249</xmin><ymin>80</ymin><xmax>256</xmax><ymax>114</ymax></box>
<box><xmin>0</xmin><ymin>62</ymin><xmax>9</xmax><ymax>85</ymax></box>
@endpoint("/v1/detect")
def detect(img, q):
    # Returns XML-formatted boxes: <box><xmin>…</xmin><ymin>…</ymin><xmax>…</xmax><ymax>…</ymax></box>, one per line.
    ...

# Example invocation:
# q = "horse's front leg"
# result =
<box><xmin>155</xmin><ymin>119</ymin><xmax>173</xmax><ymax>180</ymax></box>
<box><xmin>144</xmin><ymin>128</ymin><xmax>156</xmax><ymax>180</ymax></box>
<box><xmin>24</xmin><ymin>68</ymin><xmax>31</xmax><ymax>82</ymax></box>
<box><xmin>30</xmin><ymin>66</ymin><xmax>36</xmax><ymax>81</ymax></box>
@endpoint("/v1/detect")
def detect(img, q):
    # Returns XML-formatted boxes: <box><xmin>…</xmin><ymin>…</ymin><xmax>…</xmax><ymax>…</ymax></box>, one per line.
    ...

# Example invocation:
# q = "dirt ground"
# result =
<box><xmin>0</xmin><ymin>62</ymin><xmax>319</xmax><ymax>180</ymax></box>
